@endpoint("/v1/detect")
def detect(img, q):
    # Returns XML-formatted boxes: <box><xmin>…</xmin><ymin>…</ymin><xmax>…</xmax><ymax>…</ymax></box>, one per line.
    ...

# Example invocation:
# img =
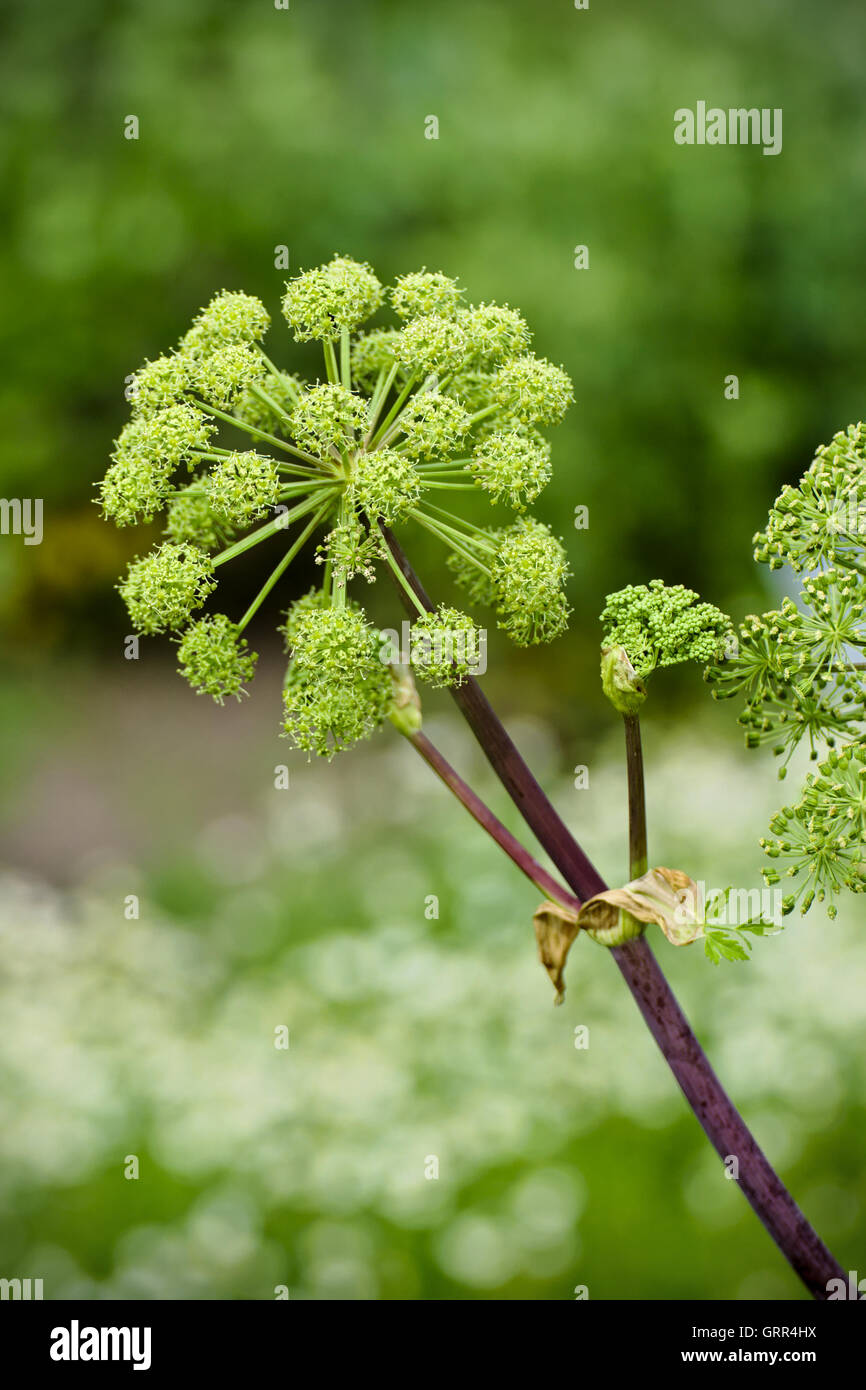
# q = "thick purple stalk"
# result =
<box><xmin>381</xmin><ymin>525</ymin><xmax>845</xmax><ymax>1299</ymax></box>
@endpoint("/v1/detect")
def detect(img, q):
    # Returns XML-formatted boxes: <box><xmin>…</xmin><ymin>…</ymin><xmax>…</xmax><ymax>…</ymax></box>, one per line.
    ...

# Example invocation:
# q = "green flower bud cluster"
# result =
<box><xmin>317</xmin><ymin>516</ymin><xmax>381</xmax><ymax>583</ymax></box>
<box><xmin>391</xmin><ymin>270</ymin><xmax>462</xmax><ymax>321</ymax></box>
<box><xmin>707</xmin><ymin>569</ymin><xmax>864</xmax><ymax>763</ymax></box>
<box><xmin>130</xmin><ymin>354</ymin><xmax>191</xmax><ymax>417</ymax></box>
<box><xmin>177</xmin><ymin>614</ymin><xmax>258</xmax><ymax>704</ymax></box>
<box><xmin>396</xmin><ymin>394</ymin><xmax>469</xmax><ymax>460</ymax></box>
<box><xmin>102</xmin><ymin>255</ymin><xmax>576</xmax><ymax>753</ymax></box>
<box><xmin>409</xmin><ymin>606</ymin><xmax>481</xmax><ymax>688</ymax></box>
<box><xmin>164</xmin><ymin>485</ymin><xmax>235</xmax><ymax>553</ymax></box>
<box><xmin>100</xmin><ymin>405</ymin><xmax>213</xmax><ymax>526</ymax></box>
<box><xmin>396</xmin><ymin>314</ymin><xmax>469</xmax><ymax>376</ymax></box>
<box><xmin>282</xmin><ymin>255</ymin><xmax>383</xmax><ymax>341</ymax></box>
<box><xmin>600</xmin><ymin>580</ymin><xmax>732</xmax><ymax>680</ymax></box>
<box><xmin>181</xmin><ymin>291</ymin><xmax>270</xmax><ymax>353</ymax></box>
<box><xmin>186</xmin><ymin>342</ymin><xmax>268</xmax><ymax>411</ymax></box>
<box><xmin>291</xmin><ymin>383</ymin><xmax>367</xmax><ymax>454</ymax></box>
<box><xmin>119</xmin><ymin>542</ymin><xmax>216</xmax><ymax>635</ymax></box>
<box><xmin>350</xmin><ymin>448</ymin><xmax>420</xmax><ymax>524</ymax></box>
<box><xmin>458</xmin><ymin>303</ymin><xmax>531</xmax><ymax>368</ymax></box>
<box><xmin>491</xmin><ymin>518</ymin><xmax>571</xmax><ymax>645</ymax></box>
<box><xmin>207</xmin><ymin>451</ymin><xmax>281</xmax><ymax>525</ymax></box>
<box><xmin>493</xmin><ymin>354</ymin><xmax>574</xmax><ymax>427</ymax></box>
<box><xmin>282</xmin><ymin>604</ymin><xmax>393</xmax><ymax>756</ymax></box>
<box><xmin>469</xmin><ymin>430</ymin><xmax>551</xmax><ymax>508</ymax></box>
<box><xmin>279</xmin><ymin>586</ymin><xmax>328</xmax><ymax>653</ymax></box>
<box><xmin>708</xmin><ymin>421</ymin><xmax>866</xmax><ymax>917</ymax></box>
<box><xmin>448</xmin><ymin>518</ymin><xmax>571</xmax><ymax>646</ymax></box>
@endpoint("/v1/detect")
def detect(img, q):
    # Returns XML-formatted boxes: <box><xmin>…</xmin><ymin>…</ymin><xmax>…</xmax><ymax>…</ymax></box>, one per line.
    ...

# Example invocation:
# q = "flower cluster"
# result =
<box><xmin>100</xmin><ymin>406</ymin><xmax>213</xmax><ymax>526</ymax></box>
<box><xmin>176</xmin><ymin>614</ymin><xmax>258</xmax><ymax>704</ymax></box>
<box><xmin>350</xmin><ymin>449</ymin><xmax>420</xmax><ymax>525</ymax></box>
<box><xmin>707</xmin><ymin>424</ymin><xmax>866</xmax><ymax>916</ymax></box>
<box><xmin>469</xmin><ymin>431</ymin><xmax>551</xmax><ymax>509</ymax></box>
<box><xmin>448</xmin><ymin>517</ymin><xmax>571</xmax><ymax>646</ymax></box>
<box><xmin>600</xmin><ymin>580</ymin><xmax>732</xmax><ymax>679</ymax></box>
<box><xmin>752</xmin><ymin>423</ymin><xmax>866</xmax><ymax>573</ymax></box>
<box><xmin>119</xmin><ymin>543</ymin><xmax>216</xmax><ymax>635</ymax></box>
<box><xmin>397</xmin><ymin>394</ymin><xmax>469</xmax><ymax>460</ymax></box>
<box><xmin>291</xmin><ymin>383</ymin><xmax>367</xmax><ymax>454</ymax></box>
<box><xmin>391</xmin><ymin>270</ymin><xmax>462</xmax><ymax>321</ymax></box>
<box><xmin>282</xmin><ymin>604</ymin><xmax>392</xmax><ymax>757</ymax></box>
<box><xmin>761</xmin><ymin>746</ymin><xmax>866</xmax><ymax>918</ymax></box>
<box><xmin>282</xmin><ymin>255</ymin><xmax>383</xmax><ymax>341</ymax></box>
<box><xmin>99</xmin><ymin>256</ymin><xmax>575</xmax><ymax>747</ymax></box>
<box><xmin>207</xmin><ymin>451</ymin><xmax>281</xmax><ymax>525</ymax></box>
<box><xmin>408</xmin><ymin>606</ymin><xmax>481</xmax><ymax>688</ymax></box>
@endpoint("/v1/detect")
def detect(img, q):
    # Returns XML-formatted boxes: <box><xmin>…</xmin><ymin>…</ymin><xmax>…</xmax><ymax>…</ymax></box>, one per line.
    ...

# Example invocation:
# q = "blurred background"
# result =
<box><xmin>0</xmin><ymin>0</ymin><xmax>864</xmax><ymax>1299</ymax></box>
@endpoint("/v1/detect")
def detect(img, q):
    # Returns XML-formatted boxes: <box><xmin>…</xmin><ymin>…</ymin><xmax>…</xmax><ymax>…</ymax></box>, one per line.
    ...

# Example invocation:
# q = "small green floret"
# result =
<box><xmin>120</xmin><ymin>542</ymin><xmax>216</xmax><ymax>634</ymax></box>
<box><xmin>391</xmin><ymin>270</ymin><xmax>462</xmax><ymax>321</ymax></box>
<box><xmin>177</xmin><ymin>614</ymin><xmax>258</xmax><ymax>703</ymax></box>
<box><xmin>410</xmin><ymin>606</ymin><xmax>481</xmax><ymax>688</ymax></box>
<box><xmin>291</xmin><ymin>383</ymin><xmax>367</xmax><ymax>454</ymax></box>
<box><xmin>469</xmin><ymin>430</ymin><xmax>551</xmax><ymax>508</ymax></box>
<box><xmin>282</xmin><ymin>256</ymin><xmax>383</xmax><ymax>342</ymax></box>
<box><xmin>207</xmin><ymin>451</ymin><xmax>281</xmax><ymax>525</ymax></box>
<box><xmin>282</xmin><ymin>605</ymin><xmax>392</xmax><ymax>756</ymax></box>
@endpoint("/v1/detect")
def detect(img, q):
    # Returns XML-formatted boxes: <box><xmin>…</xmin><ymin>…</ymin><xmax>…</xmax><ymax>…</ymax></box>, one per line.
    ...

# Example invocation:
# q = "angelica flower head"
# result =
<box><xmin>396</xmin><ymin>314</ymin><xmax>469</xmax><ymax>375</ymax></box>
<box><xmin>350</xmin><ymin>448</ymin><xmax>420</xmax><ymax>525</ymax></box>
<box><xmin>469</xmin><ymin>430</ymin><xmax>551</xmax><ymax>509</ymax></box>
<box><xmin>282</xmin><ymin>604</ymin><xmax>392</xmax><ymax>757</ymax></box>
<box><xmin>130</xmin><ymin>354</ymin><xmax>192</xmax><ymax>417</ymax></box>
<box><xmin>99</xmin><ymin>404</ymin><xmax>213</xmax><ymax>525</ymax></box>
<box><xmin>291</xmin><ymin>382</ymin><xmax>367</xmax><ymax>454</ymax></box>
<box><xmin>458</xmin><ymin>303</ymin><xmax>531</xmax><ymax>368</ymax></box>
<box><xmin>707</xmin><ymin>422</ymin><xmax>866</xmax><ymax>918</ymax></box>
<box><xmin>391</xmin><ymin>270</ymin><xmax>462</xmax><ymax>321</ymax></box>
<box><xmin>100</xmin><ymin>254</ymin><xmax>576</xmax><ymax>753</ymax></box>
<box><xmin>207</xmin><ymin>451</ymin><xmax>281</xmax><ymax>525</ymax></box>
<box><xmin>752</xmin><ymin>423</ymin><xmax>866</xmax><ymax>573</ymax></box>
<box><xmin>187</xmin><ymin>342</ymin><xmax>268</xmax><ymax>410</ymax></box>
<box><xmin>282</xmin><ymin>255</ymin><xmax>383</xmax><ymax>341</ymax></box>
<box><xmin>397</xmin><ymin>394</ymin><xmax>469</xmax><ymax>460</ymax></box>
<box><xmin>490</xmin><ymin>518</ymin><xmax>571</xmax><ymax>645</ymax></box>
<box><xmin>119</xmin><ymin>543</ymin><xmax>216</xmax><ymax>635</ymax></box>
<box><xmin>600</xmin><ymin>580</ymin><xmax>732</xmax><ymax>681</ymax></box>
<box><xmin>181</xmin><ymin>291</ymin><xmax>270</xmax><ymax>354</ymax></box>
<box><xmin>493</xmin><ymin>354</ymin><xmax>574</xmax><ymax>426</ymax></box>
<box><xmin>177</xmin><ymin>614</ymin><xmax>258</xmax><ymax>704</ymax></box>
<box><xmin>409</xmin><ymin>607</ymin><xmax>481</xmax><ymax>688</ymax></box>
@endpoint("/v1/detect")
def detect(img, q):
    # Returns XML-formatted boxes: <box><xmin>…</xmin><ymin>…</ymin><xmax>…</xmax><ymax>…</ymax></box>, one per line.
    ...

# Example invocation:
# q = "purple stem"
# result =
<box><xmin>381</xmin><ymin>525</ymin><xmax>845</xmax><ymax>1299</ymax></box>
<box><xmin>410</xmin><ymin>728</ymin><xmax>581</xmax><ymax>912</ymax></box>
